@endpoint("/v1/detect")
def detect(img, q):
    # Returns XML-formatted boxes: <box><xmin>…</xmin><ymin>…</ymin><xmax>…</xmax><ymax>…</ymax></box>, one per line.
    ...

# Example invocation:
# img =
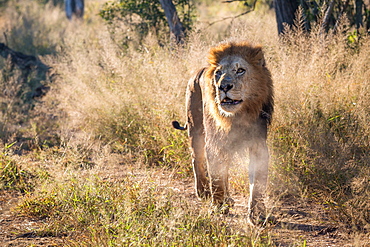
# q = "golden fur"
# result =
<box><xmin>204</xmin><ymin>41</ymin><xmax>273</xmax><ymax>130</ymax></box>
<box><xmin>173</xmin><ymin>41</ymin><xmax>274</xmax><ymax>223</ymax></box>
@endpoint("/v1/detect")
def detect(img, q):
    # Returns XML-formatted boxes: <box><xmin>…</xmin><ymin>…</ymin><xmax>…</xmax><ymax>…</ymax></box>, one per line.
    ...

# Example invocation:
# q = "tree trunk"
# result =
<box><xmin>355</xmin><ymin>0</ymin><xmax>363</xmax><ymax>29</ymax></box>
<box><xmin>274</xmin><ymin>0</ymin><xmax>300</xmax><ymax>34</ymax></box>
<box><xmin>321</xmin><ymin>0</ymin><xmax>335</xmax><ymax>34</ymax></box>
<box><xmin>159</xmin><ymin>0</ymin><xmax>185</xmax><ymax>44</ymax></box>
<box><xmin>65</xmin><ymin>0</ymin><xmax>84</xmax><ymax>20</ymax></box>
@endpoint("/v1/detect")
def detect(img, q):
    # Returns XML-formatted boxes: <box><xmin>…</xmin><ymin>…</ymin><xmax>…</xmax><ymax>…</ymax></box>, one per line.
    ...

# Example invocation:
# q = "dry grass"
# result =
<box><xmin>0</xmin><ymin>0</ymin><xmax>369</xmax><ymax>246</ymax></box>
<box><xmin>269</xmin><ymin>20</ymin><xmax>370</xmax><ymax>230</ymax></box>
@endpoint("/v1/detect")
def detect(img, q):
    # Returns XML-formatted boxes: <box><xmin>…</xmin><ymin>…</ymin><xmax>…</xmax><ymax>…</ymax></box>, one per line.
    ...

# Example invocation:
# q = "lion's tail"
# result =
<box><xmin>172</xmin><ymin>121</ymin><xmax>187</xmax><ymax>130</ymax></box>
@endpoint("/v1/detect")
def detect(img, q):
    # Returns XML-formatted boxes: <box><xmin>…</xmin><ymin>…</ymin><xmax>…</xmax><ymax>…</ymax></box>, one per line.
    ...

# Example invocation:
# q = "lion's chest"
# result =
<box><xmin>204</xmin><ymin>117</ymin><xmax>266</xmax><ymax>152</ymax></box>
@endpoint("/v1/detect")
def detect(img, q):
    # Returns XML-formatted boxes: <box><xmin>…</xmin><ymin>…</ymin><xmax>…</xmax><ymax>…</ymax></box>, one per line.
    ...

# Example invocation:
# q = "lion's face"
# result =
<box><xmin>203</xmin><ymin>41</ymin><xmax>273</xmax><ymax>130</ymax></box>
<box><xmin>213</xmin><ymin>55</ymin><xmax>250</xmax><ymax>117</ymax></box>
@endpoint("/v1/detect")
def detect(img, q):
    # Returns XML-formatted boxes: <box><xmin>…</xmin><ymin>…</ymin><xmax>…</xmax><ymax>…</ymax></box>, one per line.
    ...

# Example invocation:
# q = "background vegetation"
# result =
<box><xmin>0</xmin><ymin>0</ymin><xmax>369</xmax><ymax>246</ymax></box>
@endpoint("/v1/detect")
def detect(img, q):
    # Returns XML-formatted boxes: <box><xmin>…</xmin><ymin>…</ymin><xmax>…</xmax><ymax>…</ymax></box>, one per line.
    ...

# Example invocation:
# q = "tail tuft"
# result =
<box><xmin>172</xmin><ymin>121</ymin><xmax>187</xmax><ymax>130</ymax></box>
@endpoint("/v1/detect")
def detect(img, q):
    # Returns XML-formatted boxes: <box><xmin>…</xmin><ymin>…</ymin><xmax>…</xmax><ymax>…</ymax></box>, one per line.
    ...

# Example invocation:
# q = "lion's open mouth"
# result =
<box><xmin>221</xmin><ymin>97</ymin><xmax>243</xmax><ymax>105</ymax></box>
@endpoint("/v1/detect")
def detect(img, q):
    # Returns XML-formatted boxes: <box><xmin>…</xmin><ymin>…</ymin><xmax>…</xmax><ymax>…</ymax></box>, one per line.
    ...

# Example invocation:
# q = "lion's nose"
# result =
<box><xmin>219</xmin><ymin>84</ymin><xmax>233</xmax><ymax>92</ymax></box>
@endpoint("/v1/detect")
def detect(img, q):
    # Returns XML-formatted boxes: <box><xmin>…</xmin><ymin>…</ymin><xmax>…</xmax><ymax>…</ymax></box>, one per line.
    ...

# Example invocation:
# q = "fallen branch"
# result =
<box><xmin>0</xmin><ymin>43</ymin><xmax>51</xmax><ymax>98</ymax></box>
<box><xmin>207</xmin><ymin>0</ymin><xmax>257</xmax><ymax>27</ymax></box>
<box><xmin>0</xmin><ymin>43</ymin><xmax>50</xmax><ymax>72</ymax></box>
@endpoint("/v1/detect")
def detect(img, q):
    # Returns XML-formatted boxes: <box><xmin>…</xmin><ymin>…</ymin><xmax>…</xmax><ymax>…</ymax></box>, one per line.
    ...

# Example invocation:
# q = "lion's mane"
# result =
<box><xmin>203</xmin><ymin>41</ymin><xmax>274</xmax><ymax>131</ymax></box>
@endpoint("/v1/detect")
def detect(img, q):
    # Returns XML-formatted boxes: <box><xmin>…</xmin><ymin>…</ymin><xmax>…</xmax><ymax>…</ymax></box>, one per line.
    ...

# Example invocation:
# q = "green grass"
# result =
<box><xmin>17</xmin><ymin>174</ymin><xmax>273</xmax><ymax>246</ymax></box>
<box><xmin>0</xmin><ymin>143</ymin><xmax>45</xmax><ymax>193</ymax></box>
<box><xmin>0</xmin><ymin>0</ymin><xmax>369</xmax><ymax>245</ymax></box>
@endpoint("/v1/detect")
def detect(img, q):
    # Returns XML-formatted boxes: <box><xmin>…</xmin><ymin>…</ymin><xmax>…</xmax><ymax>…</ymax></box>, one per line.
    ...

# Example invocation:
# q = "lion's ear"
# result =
<box><xmin>259</xmin><ymin>56</ymin><xmax>266</xmax><ymax>67</ymax></box>
<box><xmin>254</xmin><ymin>46</ymin><xmax>266</xmax><ymax>67</ymax></box>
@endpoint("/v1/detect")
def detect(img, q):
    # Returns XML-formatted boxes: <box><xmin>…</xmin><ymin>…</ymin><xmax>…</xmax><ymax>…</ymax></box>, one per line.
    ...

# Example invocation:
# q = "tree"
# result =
<box><xmin>273</xmin><ymin>0</ymin><xmax>370</xmax><ymax>35</ymax></box>
<box><xmin>65</xmin><ymin>0</ymin><xmax>84</xmax><ymax>20</ymax></box>
<box><xmin>274</xmin><ymin>0</ymin><xmax>299</xmax><ymax>34</ymax></box>
<box><xmin>159</xmin><ymin>0</ymin><xmax>185</xmax><ymax>44</ymax></box>
<box><xmin>99</xmin><ymin>0</ymin><xmax>193</xmax><ymax>47</ymax></box>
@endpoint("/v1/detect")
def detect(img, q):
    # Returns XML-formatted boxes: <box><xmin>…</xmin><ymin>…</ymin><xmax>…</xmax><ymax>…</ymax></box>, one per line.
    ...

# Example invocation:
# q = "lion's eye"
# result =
<box><xmin>215</xmin><ymin>70</ymin><xmax>222</xmax><ymax>76</ymax></box>
<box><xmin>236</xmin><ymin>68</ymin><xmax>246</xmax><ymax>75</ymax></box>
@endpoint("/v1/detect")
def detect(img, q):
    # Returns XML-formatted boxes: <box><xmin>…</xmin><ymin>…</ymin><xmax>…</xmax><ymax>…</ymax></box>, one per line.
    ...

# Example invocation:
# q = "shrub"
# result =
<box><xmin>99</xmin><ymin>0</ymin><xmax>195</xmax><ymax>48</ymax></box>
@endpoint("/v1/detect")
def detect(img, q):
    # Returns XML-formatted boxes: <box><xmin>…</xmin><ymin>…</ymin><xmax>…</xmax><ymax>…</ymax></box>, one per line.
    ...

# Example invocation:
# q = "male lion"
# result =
<box><xmin>173</xmin><ymin>41</ymin><xmax>273</xmax><ymax>223</ymax></box>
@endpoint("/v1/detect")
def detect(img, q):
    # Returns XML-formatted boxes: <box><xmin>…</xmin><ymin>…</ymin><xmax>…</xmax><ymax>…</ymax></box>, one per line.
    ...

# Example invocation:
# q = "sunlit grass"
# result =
<box><xmin>16</xmin><ymin>172</ymin><xmax>274</xmax><ymax>246</ymax></box>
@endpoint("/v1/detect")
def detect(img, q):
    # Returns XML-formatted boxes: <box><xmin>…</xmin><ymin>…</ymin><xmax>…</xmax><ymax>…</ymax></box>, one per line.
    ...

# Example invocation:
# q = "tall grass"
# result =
<box><xmin>269</xmin><ymin>19</ymin><xmax>370</xmax><ymax>230</ymax></box>
<box><xmin>1</xmin><ymin>1</ymin><xmax>66</xmax><ymax>55</ymax></box>
<box><xmin>0</xmin><ymin>0</ymin><xmax>369</xmax><ymax>245</ymax></box>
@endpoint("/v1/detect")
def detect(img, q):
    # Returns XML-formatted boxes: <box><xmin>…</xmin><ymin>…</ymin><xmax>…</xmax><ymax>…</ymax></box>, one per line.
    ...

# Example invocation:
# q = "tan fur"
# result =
<box><xmin>174</xmin><ymin>41</ymin><xmax>274</xmax><ymax>223</ymax></box>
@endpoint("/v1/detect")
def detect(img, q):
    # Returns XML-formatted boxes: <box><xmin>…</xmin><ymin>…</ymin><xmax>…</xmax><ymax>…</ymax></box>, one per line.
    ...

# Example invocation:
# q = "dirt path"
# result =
<box><xmin>0</xmin><ymin>191</ymin><xmax>69</xmax><ymax>246</ymax></box>
<box><xmin>0</xmin><ymin>165</ymin><xmax>366</xmax><ymax>246</ymax></box>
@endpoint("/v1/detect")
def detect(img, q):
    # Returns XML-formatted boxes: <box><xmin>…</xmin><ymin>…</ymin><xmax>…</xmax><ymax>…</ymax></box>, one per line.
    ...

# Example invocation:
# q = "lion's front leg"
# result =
<box><xmin>206</xmin><ymin>146</ymin><xmax>232</xmax><ymax>211</ymax></box>
<box><xmin>248</xmin><ymin>140</ymin><xmax>269</xmax><ymax>224</ymax></box>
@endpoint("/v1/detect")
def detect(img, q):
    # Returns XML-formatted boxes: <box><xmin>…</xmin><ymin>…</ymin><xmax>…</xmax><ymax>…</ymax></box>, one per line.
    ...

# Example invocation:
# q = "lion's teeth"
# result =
<box><xmin>222</xmin><ymin>98</ymin><xmax>233</xmax><ymax>103</ymax></box>
<box><xmin>221</xmin><ymin>98</ymin><xmax>242</xmax><ymax>105</ymax></box>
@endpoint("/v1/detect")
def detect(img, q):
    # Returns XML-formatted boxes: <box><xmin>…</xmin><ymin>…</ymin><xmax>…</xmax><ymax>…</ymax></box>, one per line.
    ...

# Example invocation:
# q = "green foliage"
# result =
<box><xmin>301</xmin><ymin>0</ymin><xmax>370</xmax><ymax>33</ymax></box>
<box><xmin>100</xmin><ymin>0</ymin><xmax>166</xmax><ymax>27</ymax></box>
<box><xmin>99</xmin><ymin>0</ymin><xmax>194</xmax><ymax>47</ymax></box>
<box><xmin>0</xmin><ymin>143</ymin><xmax>36</xmax><ymax>192</ymax></box>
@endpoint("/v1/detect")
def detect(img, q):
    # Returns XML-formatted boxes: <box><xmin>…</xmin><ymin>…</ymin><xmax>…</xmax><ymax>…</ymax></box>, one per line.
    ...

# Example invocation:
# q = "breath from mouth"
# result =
<box><xmin>221</xmin><ymin>97</ymin><xmax>243</xmax><ymax>105</ymax></box>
